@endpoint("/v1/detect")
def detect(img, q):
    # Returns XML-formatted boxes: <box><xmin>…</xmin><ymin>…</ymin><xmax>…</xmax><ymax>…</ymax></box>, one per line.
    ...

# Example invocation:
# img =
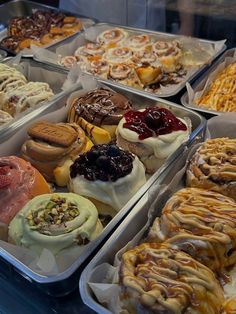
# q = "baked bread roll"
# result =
<box><xmin>96</xmin><ymin>28</ymin><xmax>128</xmax><ymax>46</ymax></box>
<box><xmin>0</xmin><ymin>64</ymin><xmax>27</xmax><ymax>92</ymax></box>
<box><xmin>0</xmin><ymin>156</ymin><xmax>50</xmax><ymax>224</ymax></box>
<box><xmin>68</xmin><ymin>88</ymin><xmax>132</xmax><ymax>142</ymax></box>
<box><xmin>147</xmin><ymin>187</ymin><xmax>236</xmax><ymax>275</ymax></box>
<box><xmin>8</xmin><ymin>193</ymin><xmax>103</xmax><ymax>255</ymax></box>
<box><xmin>186</xmin><ymin>137</ymin><xmax>236</xmax><ymax>200</ymax></box>
<box><xmin>116</xmin><ymin>106</ymin><xmax>190</xmax><ymax>173</ymax></box>
<box><xmin>21</xmin><ymin>121</ymin><xmax>90</xmax><ymax>186</ymax></box>
<box><xmin>68</xmin><ymin>144</ymin><xmax>146</xmax><ymax>216</ymax></box>
<box><xmin>119</xmin><ymin>243</ymin><xmax>224</xmax><ymax>314</ymax></box>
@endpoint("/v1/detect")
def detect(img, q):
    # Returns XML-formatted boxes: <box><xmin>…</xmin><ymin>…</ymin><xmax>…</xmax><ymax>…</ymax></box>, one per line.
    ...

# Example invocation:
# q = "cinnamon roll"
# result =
<box><xmin>69</xmin><ymin>144</ymin><xmax>146</xmax><ymax>215</ymax></box>
<box><xmin>0</xmin><ymin>156</ymin><xmax>50</xmax><ymax>225</ymax></box>
<box><xmin>116</xmin><ymin>107</ymin><xmax>190</xmax><ymax>173</ymax></box>
<box><xmin>87</xmin><ymin>59</ymin><xmax>109</xmax><ymax>79</ymax></box>
<box><xmin>96</xmin><ymin>28</ymin><xmax>128</xmax><ymax>46</ymax></box>
<box><xmin>109</xmin><ymin>64</ymin><xmax>143</xmax><ymax>89</ymax></box>
<box><xmin>153</xmin><ymin>40</ymin><xmax>182</xmax><ymax>73</ymax></box>
<box><xmin>104</xmin><ymin>47</ymin><xmax>133</xmax><ymax>64</ymax></box>
<box><xmin>186</xmin><ymin>138</ymin><xmax>236</xmax><ymax>200</ymax></box>
<box><xmin>68</xmin><ymin>88</ymin><xmax>132</xmax><ymax>141</ymax></box>
<box><xmin>21</xmin><ymin>121</ymin><xmax>89</xmax><ymax>186</ymax></box>
<box><xmin>74</xmin><ymin>43</ymin><xmax>105</xmax><ymax>58</ymax></box>
<box><xmin>59</xmin><ymin>56</ymin><xmax>78</xmax><ymax>69</ymax></box>
<box><xmin>125</xmin><ymin>34</ymin><xmax>151</xmax><ymax>50</ymax></box>
<box><xmin>8</xmin><ymin>193</ymin><xmax>103</xmax><ymax>255</ymax></box>
<box><xmin>0</xmin><ymin>64</ymin><xmax>27</xmax><ymax>93</ymax></box>
<box><xmin>147</xmin><ymin>187</ymin><xmax>236</xmax><ymax>275</ymax></box>
<box><xmin>119</xmin><ymin>243</ymin><xmax>224</xmax><ymax>314</ymax></box>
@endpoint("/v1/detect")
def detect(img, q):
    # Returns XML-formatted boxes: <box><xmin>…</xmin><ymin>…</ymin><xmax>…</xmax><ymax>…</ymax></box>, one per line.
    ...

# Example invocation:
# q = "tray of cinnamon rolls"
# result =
<box><xmin>32</xmin><ymin>23</ymin><xmax>226</xmax><ymax>98</ymax></box>
<box><xmin>0</xmin><ymin>57</ymin><xmax>78</xmax><ymax>142</ymax></box>
<box><xmin>0</xmin><ymin>77</ymin><xmax>205</xmax><ymax>296</ymax></box>
<box><xmin>80</xmin><ymin>115</ymin><xmax>236</xmax><ymax>314</ymax></box>
<box><xmin>182</xmin><ymin>48</ymin><xmax>236</xmax><ymax>115</ymax></box>
<box><xmin>0</xmin><ymin>0</ymin><xmax>95</xmax><ymax>56</ymax></box>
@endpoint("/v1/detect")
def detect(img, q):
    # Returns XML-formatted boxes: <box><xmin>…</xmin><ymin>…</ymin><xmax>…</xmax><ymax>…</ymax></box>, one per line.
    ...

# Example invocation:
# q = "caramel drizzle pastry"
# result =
<box><xmin>196</xmin><ymin>62</ymin><xmax>236</xmax><ymax>112</ymax></box>
<box><xmin>0</xmin><ymin>64</ymin><xmax>27</xmax><ymax>92</ymax></box>
<box><xmin>186</xmin><ymin>137</ymin><xmax>236</xmax><ymax>200</ymax></box>
<box><xmin>147</xmin><ymin>187</ymin><xmax>236</xmax><ymax>276</ymax></box>
<box><xmin>119</xmin><ymin>243</ymin><xmax>224</xmax><ymax>314</ymax></box>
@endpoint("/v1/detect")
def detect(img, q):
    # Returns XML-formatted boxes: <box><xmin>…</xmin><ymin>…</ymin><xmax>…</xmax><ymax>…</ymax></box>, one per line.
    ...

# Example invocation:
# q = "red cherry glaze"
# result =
<box><xmin>123</xmin><ymin>107</ymin><xmax>187</xmax><ymax>140</ymax></box>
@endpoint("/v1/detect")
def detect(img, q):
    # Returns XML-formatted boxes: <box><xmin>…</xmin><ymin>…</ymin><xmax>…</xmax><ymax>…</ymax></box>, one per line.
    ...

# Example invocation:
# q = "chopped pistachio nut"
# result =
<box><xmin>26</xmin><ymin>196</ymin><xmax>80</xmax><ymax>231</ymax></box>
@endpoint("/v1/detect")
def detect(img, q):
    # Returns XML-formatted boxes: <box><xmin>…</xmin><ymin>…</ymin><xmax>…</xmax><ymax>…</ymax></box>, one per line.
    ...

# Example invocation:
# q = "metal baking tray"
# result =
<box><xmin>0</xmin><ymin>0</ymin><xmax>96</xmax><ymax>57</ymax></box>
<box><xmin>79</xmin><ymin>147</ymin><xmax>196</xmax><ymax>313</ymax></box>
<box><xmin>0</xmin><ymin>58</ymin><xmax>77</xmax><ymax>144</ymax></box>
<box><xmin>34</xmin><ymin>22</ymin><xmax>226</xmax><ymax>98</ymax></box>
<box><xmin>181</xmin><ymin>48</ymin><xmax>236</xmax><ymax>115</ymax></box>
<box><xmin>0</xmin><ymin>80</ymin><xmax>205</xmax><ymax>296</ymax></box>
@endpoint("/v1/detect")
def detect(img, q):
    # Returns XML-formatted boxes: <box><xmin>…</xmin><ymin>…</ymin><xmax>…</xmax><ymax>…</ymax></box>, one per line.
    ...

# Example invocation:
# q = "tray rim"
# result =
<box><xmin>0</xmin><ymin>81</ymin><xmax>206</xmax><ymax>285</ymax></box>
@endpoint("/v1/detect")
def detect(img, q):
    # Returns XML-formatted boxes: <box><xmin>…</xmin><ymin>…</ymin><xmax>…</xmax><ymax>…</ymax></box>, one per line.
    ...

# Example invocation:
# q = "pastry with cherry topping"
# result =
<box><xmin>116</xmin><ymin>106</ymin><xmax>191</xmax><ymax>173</ymax></box>
<box><xmin>68</xmin><ymin>144</ymin><xmax>146</xmax><ymax>216</ymax></box>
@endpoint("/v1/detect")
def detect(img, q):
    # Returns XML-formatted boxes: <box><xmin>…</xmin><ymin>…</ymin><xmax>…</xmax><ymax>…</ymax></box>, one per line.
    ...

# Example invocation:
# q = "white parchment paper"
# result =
<box><xmin>32</xmin><ymin>24</ymin><xmax>225</xmax><ymax>97</ymax></box>
<box><xmin>86</xmin><ymin>113</ymin><xmax>236</xmax><ymax>313</ymax></box>
<box><xmin>186</xmin><ymin>50</ymin><xmax>236</xmax><ymax>115</ymax></box>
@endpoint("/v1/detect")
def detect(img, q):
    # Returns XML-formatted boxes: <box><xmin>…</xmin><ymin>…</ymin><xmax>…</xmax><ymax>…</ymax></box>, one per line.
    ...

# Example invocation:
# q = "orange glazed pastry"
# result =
<box><xmin>0</xmin><ymin>156</ymin><xmax>50</xmax><ymax>224</ymax></box>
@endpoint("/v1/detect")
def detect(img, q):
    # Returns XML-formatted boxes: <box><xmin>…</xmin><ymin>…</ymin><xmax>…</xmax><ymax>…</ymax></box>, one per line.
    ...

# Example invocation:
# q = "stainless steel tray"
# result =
<box><xmin>0</xmin><ymin>0</ymin><xmax>96</xmax><ymax>57</ymax></box>
<box><xmin>35</xmin><ymin>22</ymin><xmax>226</xmax><ymax>98</ymax></box>
<box><xmin>181</xmin><ymin>48</ymin><xmax>236</xmax><ymax>115</ymax></box>
<box><xmin>0</xmin><ymin>58</ymin><xmax>77</xmax><ymax>144</ymax></box>
<box><xmin>0</xmin><ymin>79</ymin><xmax>205</xmax><ymax>296</ymax></box>
<box><xmin>79</xmin><ymin>147</ymin><xmax>195</xmax><ymax>313</ymax></box>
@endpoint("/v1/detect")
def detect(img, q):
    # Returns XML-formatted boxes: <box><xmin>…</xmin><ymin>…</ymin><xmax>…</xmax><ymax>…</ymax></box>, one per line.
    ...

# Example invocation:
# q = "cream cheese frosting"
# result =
<box><xmin>8</xmin><ymin>193</ymin><xmax>103</xmax><ymax>255</ymax></box>
<box><xmin>69</xmin><ymin>155</ymin><xmax>146</xmax><ymax>211</ymax></box>
<box><xmin>117</xmin><ymin>110</ymin><xmax>190</xmax><ymax>159</ymax></box>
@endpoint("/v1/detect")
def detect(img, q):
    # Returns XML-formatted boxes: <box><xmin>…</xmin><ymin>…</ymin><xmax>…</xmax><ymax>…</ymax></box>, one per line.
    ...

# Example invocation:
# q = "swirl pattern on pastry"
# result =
<box><xmin>68</xmin><ymin>88</ymin><xmax>132</xmax><ymax>126</ymax></box>
<box><xmin>147</xmin><ymin>187</ymin><xmax>236</xmax><ymax>275</ymax></box>
<box><xmin>75</xmin><ymin>43</ymin><xmax>105</xmax><ymax>57</ymax></box>
<box><xmin>119</xmin><ymin>243</ymin><xmax>224</xmax><ymax>314</ymax></box>
<box><xmin>21</xmin><ymin>121</ymin><xmax>87</xmax><ymax>183</ymax></box>
<box><xmin>186</xmin><ymin>138</ymin><xmax>236</xmax><ymax>200</ymax></box>
<box><xmin>8</xmin><ymin>193</ymin><xmax>103</xmax><ymax>255</ymax></box>
<box><xmin>104</xmin><ymin>47</ymin><xmax>133</xmax><ymax>64</ymax></box>
<box><xmin>125</xmin><ymin>34</ymin><xmax>151</xmax><ymax>50</ymax></box>
<box><xmin>0</xmin><ymin>64</ymin><xmax>27</xmax><ymax>92</ymax></box>
<box><xmin>96</xmin><ymin>28</ymin><xmax>128</xmax><ymax>45</ymax></box>
<box><xmin>152</xmin><ymin>40</ymin><xmax>182</xmax><ymax>72</ymax></box>
<box><xmin>0</xmin><ymin>156</ymin><xmax>50</xmax><ymax>224</ymax></box>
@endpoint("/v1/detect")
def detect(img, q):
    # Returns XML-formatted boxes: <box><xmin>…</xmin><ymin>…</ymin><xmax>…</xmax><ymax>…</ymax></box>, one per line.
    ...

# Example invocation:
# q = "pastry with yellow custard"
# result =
<box><xmin>8</xmin><ymin>193</ymin><xmax>103</xmax><ymax>255</ymax></box>
<box><xmin>68</xmin><ymin>88</ymin><xmax>132</xmax><ymax>142</ymax></box>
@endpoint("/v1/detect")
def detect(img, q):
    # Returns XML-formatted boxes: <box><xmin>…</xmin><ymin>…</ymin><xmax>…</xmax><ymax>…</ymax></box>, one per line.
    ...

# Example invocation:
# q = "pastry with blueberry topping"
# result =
<box><xmin>68</xmin><ymin>144</ymin><xmax>146</xmax><ymax>216</ymax></box>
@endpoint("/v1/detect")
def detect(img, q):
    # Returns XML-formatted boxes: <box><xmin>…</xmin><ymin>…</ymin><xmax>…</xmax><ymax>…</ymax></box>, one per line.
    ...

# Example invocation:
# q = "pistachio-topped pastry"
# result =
<box><xmin>8</xmin><ymin>193</ymin><xmax>103</xmax><ymax>255</ymax></box>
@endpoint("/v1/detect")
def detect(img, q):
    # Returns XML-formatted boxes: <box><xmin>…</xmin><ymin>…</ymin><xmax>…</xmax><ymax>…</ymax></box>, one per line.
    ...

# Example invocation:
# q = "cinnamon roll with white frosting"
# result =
<box><xmin>96</xmin><ymin>28</ymin><xmax>128</xmax><ymax>46</ymax></box>
<box><xmin>119</xmin><ymin>243</ymin><xmax>224</xmax><ymax>314</ymax></box>
<box><xmin>147</xmin><ymin>187</ymin><xmax>236</xmax><ymax>275</ymax></box>
<box><xmin>104</xmin><ymin>47</ymin><xmax>133</xmax><ymax>64</ymax></box>
<box><xmin>186</xmin><ymin>138</ymin><xmax>236</xmax><ymax>200</ymax></box>
<box><xmin>109</xmin><ymin>64</ymin><xmax>143</xmax><ymax>89</ymax></box>
<box><xmin>152</xmin><ymin>40</ymin><xmax>182</xmax><ymax>73</ymax></box>
<box><xmin>125</xmin><ymin>34</ymin><xmax>151</xmax><ymax>50</ymax></box>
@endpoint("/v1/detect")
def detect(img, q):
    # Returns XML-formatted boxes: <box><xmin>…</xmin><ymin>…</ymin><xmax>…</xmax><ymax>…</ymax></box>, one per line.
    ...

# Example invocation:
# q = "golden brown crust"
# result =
<box><xmin>186</xmin><ymin>137</ymin><xmax>236</xmax><ymax>200</ymax></box>
<box><xmin>119</xmin><ymin>243</ymin><xmax>224</xmax><ymax>314</ymax></box>
<box><xmin>147</xmin><ymin>187</ymin><xmax>236</xmax><ymax>275</ymax></box>
<box><xmin>195</xmin><ymin>63</ymin><xmax>236</xmax><ymax>112</ymax></box>
<box><xmin>21</xmin><ymin>122</ymin><xmax>87</xmax><ymax>182</ymax></box>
